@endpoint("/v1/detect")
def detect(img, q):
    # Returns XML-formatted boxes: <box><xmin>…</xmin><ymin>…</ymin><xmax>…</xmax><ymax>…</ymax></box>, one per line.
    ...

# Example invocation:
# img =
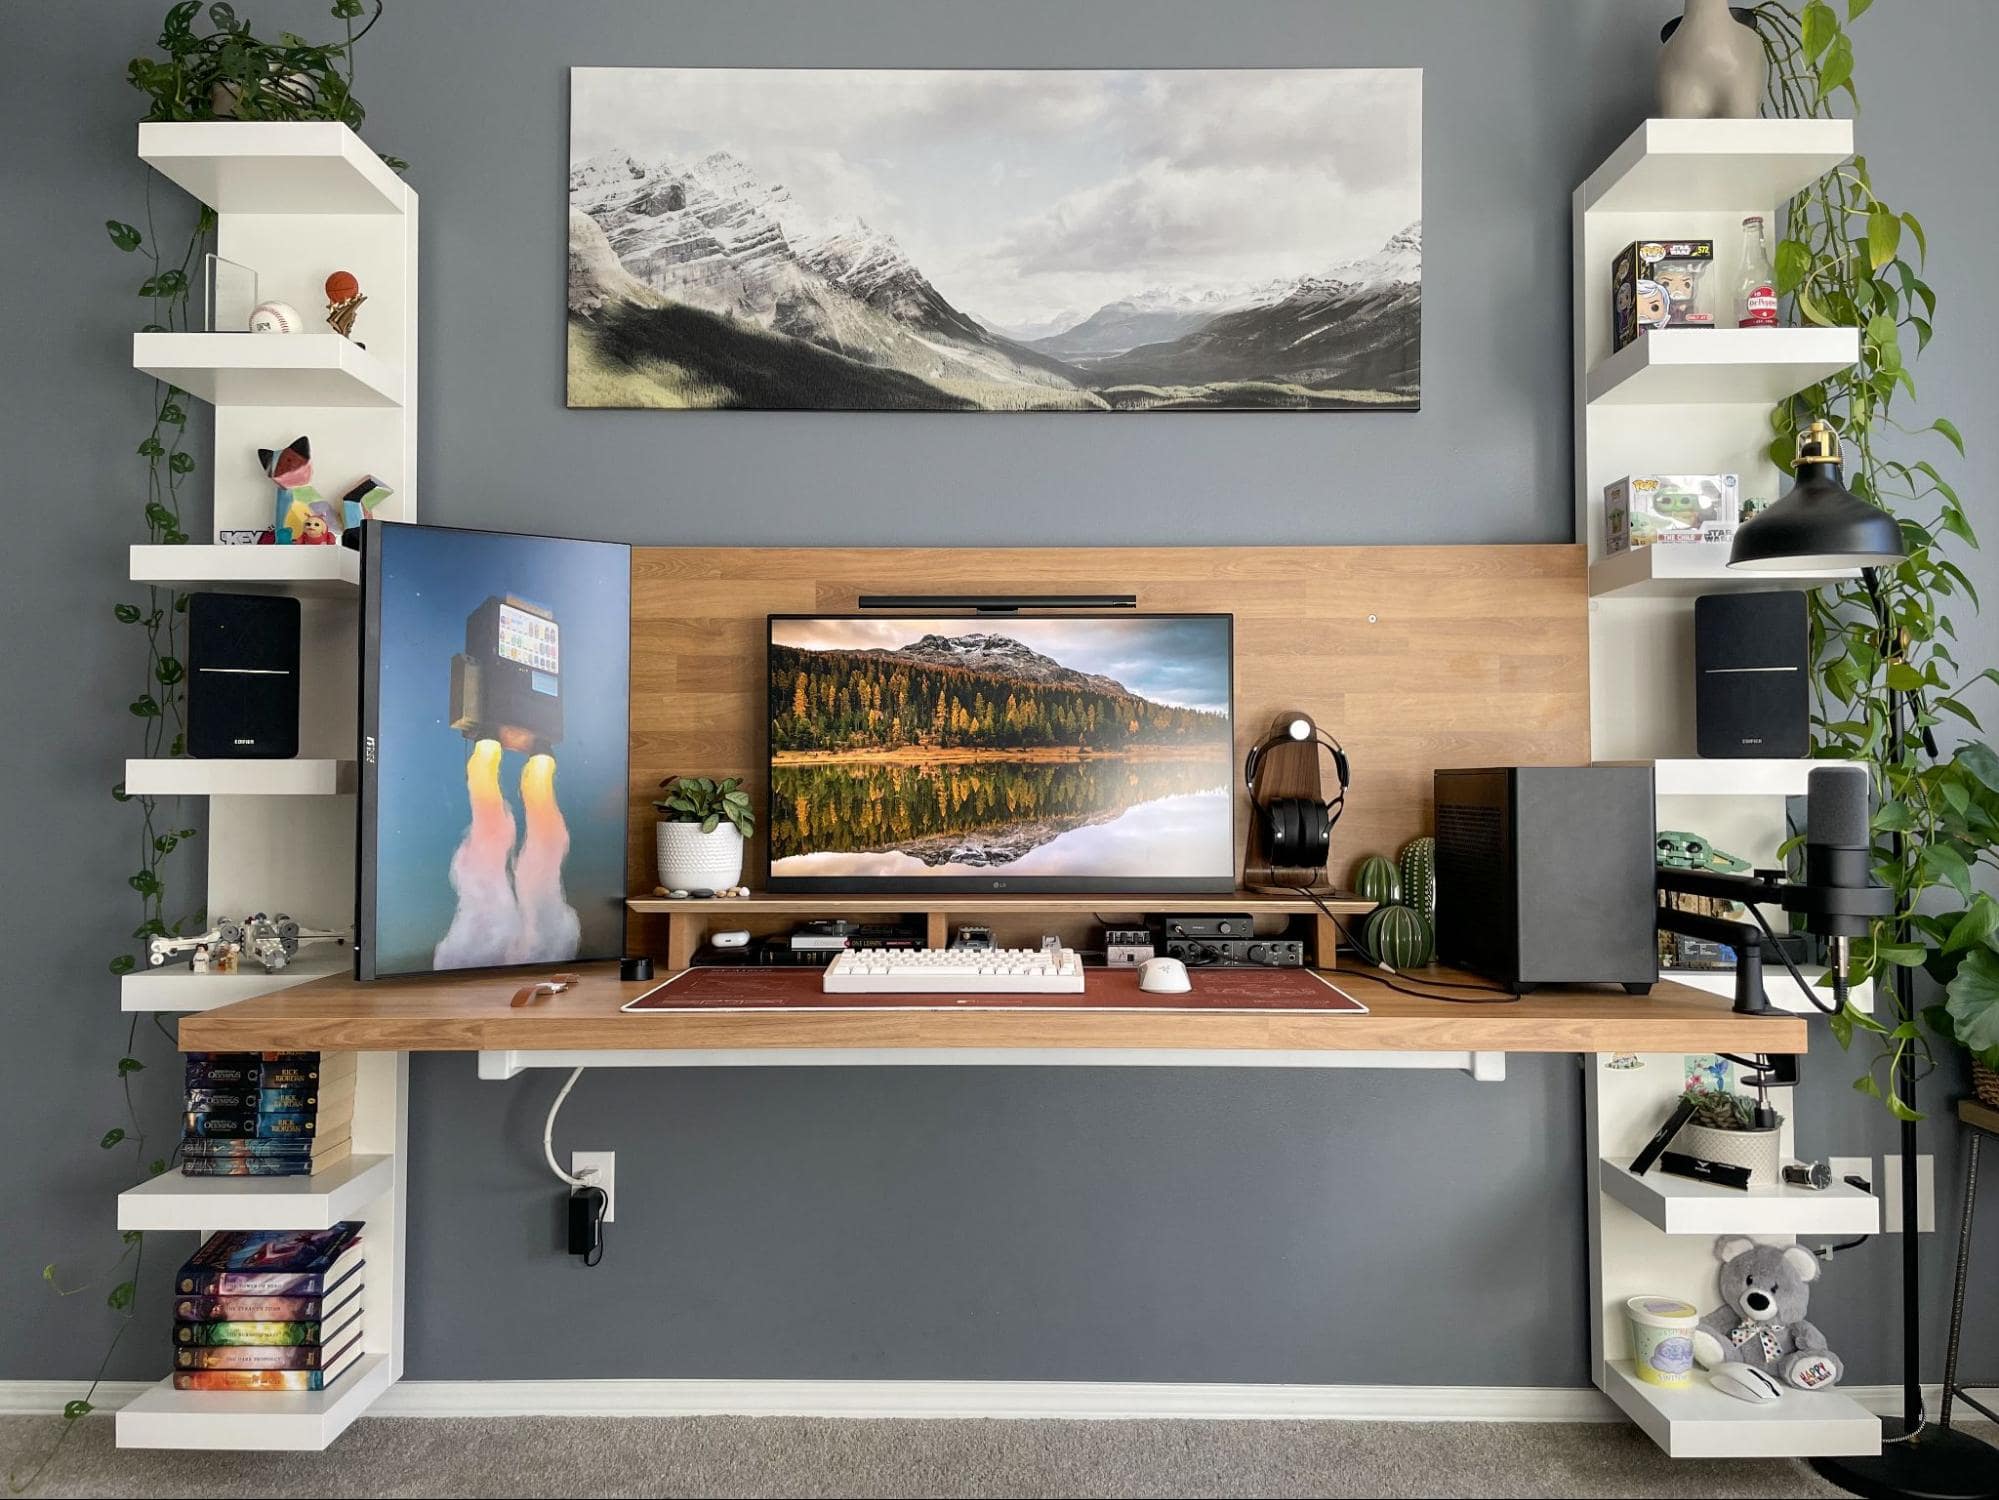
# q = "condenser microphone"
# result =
<box><xmin>1804</xmin><ymin>764</ymin><xmax>1873</xmax><ymax>937</ymax></box>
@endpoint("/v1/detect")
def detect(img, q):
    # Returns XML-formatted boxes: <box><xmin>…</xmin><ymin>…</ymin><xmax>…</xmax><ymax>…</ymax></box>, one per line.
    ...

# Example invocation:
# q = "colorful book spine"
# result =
<box><xmin>183</xmin><ymin>1053</ymin><xmax>324</xmax><ymax>1089</ymax></box>
<box><xmin>174</xmin><ymin>1318</ymin><xmax>342</xmax><ymax>1347</ymax></box>
<box><xmin>179</xmin><ymin>1135</ymin><xmax>339</xmax><ymax>1157</ymax></box>
<box><xmin>185</xmin><ymin>1087</ymin><xmax>320</xmax><ymax>1112</ymax></box>
<box><xmin>170</xmin><ymin>1366</ymin><xmax>350</xmax><ymax>1392</ymax></box>
<box><xmin>182</xmin><ymin>1111</ymin><xmax>317</xmax><ymax>1139</ymax></box>
<box><xmin>178</xmin><ymin>1157</ymin><xmax>314</xmax><ymax>1178</ymax></box>
<box><xmin>174</xmin><ymin>1341</ymin><xmax>345</xmax><ymax>1370</ymax></box>
<box><xmin>174</xmin><ymin>1292</ymin><xmax>330</xmax><ymax>1322</ymax></box>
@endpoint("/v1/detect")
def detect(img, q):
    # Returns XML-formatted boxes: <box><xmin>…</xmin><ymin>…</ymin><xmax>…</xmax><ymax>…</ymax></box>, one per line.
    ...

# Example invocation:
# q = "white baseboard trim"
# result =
<box><xmin>2</xmin><ymin>1377</ymin><xmax>1986</xmax><ymax>1424</ymax></box>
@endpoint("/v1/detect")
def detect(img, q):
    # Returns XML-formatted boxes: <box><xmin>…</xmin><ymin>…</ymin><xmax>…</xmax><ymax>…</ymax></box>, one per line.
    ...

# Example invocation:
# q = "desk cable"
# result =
<box><xmin>1303</xmin><ymin>890</ymin><xmax>1520</xmax><ymax>1005</ymax></box>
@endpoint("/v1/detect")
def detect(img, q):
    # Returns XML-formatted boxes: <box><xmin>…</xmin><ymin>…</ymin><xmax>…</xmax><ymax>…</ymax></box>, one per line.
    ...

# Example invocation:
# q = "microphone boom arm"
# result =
<box><xmin>1656</xmin><ymin>865</ymin><xmax>1892</xmax><ymax>1016</ymax></box>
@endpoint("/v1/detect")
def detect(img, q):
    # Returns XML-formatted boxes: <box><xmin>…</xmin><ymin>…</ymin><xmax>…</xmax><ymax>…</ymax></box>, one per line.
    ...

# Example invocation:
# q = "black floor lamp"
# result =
<box><xmin>1731</xmin><ymin>420</ymin><xmax>1998</xmax><ymax>1500</ymax></box>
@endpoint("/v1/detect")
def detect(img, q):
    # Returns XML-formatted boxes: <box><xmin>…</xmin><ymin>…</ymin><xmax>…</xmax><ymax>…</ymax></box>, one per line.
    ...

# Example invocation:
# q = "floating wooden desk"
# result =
<box><xmin>179</xmin><ymin>961</ymin><xmax>1806</xmax><ymax>1084</ymax></box>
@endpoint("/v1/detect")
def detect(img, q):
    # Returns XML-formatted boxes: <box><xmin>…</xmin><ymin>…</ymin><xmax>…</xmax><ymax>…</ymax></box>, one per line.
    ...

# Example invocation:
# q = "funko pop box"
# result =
<box><xmin>1612</xmin><ymin>238</ymin><xmax>1717</xmax><ymax>351</ymax></box>
<box><xmin>1604</xmin><ymin>474</ymin><xmax>1740</xmax><ymax>553</ymax></box>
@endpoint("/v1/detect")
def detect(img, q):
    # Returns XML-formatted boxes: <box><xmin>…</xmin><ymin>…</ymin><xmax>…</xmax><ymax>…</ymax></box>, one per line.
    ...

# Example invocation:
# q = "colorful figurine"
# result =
<box><xmin>338</xmin><ymin>474</ymin><xmax>393</xmax><ymax>531</ymax></box>
<box><xmin>257</xmin><ymin>435</ymin><xmax>317</xmax><ymax>544</ymax></box>
<box><xmin>295</xmin><ymin>501</ymin><xmax>343</xmax><ymax>545</ymax></box>
<box><xmin>324</xmin><ymin>270</ymin><xmax>365</xmax><ymax>338</ymax></box>
<box><xmin>1635</xmin><ymin>279</ymin><xmax>1671</xmax><ymax>332</ymax></box>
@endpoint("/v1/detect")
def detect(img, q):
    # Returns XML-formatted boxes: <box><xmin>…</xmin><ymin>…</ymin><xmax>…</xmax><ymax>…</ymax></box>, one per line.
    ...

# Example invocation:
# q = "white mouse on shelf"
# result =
<box><xmin>1708</xmin><ymin>1363</ymin><xmax>1785</xmax><ymax>1404</ymax></box>
<box><xmin>1137</xmin><ymin>956</ymin><xmax>1191</xmax><ymax>994</ymax></box>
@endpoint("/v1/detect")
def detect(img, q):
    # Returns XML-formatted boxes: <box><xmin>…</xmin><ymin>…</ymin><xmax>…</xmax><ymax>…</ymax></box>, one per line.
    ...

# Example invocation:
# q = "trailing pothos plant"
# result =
<box><xmin>1753</xmin><ymin>0</ymin><xmax>1997</xmax><ymax>1117</ymax></box>
<box><xmin>10</xmin><ymin>6</ymin><xmax>399</xmax><ymax>1491</ymax></box>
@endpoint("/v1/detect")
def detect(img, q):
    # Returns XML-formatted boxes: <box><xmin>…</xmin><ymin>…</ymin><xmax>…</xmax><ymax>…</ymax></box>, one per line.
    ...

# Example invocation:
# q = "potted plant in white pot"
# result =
<box><xmin>654</xmin><ymin>776</ymin><xmax>754</xmax><ymax>892</ymax></box>
<box><xmin>1678</xmin><ymin>1088</ymin><xmax>1785</xmax><ymax>1187</ymax></box>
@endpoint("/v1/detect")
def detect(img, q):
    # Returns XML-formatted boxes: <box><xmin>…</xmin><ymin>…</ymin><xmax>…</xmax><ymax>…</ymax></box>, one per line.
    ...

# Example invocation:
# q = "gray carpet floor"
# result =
<box><xmin>0</xmin><ymin>1412</ymin><xmax>1913</xmax><ymax>1498</ymax></box>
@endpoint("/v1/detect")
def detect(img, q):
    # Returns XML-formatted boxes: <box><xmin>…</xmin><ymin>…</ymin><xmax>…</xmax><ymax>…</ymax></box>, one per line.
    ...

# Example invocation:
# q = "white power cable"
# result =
<box><xmin>542</xmin><ymin>1066</ymin><xmax>589</xmax><ymax>1188</ymax></box>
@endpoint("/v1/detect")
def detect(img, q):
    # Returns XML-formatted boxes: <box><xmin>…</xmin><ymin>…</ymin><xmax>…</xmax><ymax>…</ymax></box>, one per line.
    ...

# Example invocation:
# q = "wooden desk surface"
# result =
<box><xmin>178</xmin><ymin>962</ymin><xmax>1808</xmax><ymax>1056</ymax></box>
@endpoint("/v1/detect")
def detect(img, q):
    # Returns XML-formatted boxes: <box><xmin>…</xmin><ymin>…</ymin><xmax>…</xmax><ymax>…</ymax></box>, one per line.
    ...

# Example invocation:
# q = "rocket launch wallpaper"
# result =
<box><xmin>360</xmin><ymin>524</ymin><xmax>631</xmax><ymax>979</ymax></box>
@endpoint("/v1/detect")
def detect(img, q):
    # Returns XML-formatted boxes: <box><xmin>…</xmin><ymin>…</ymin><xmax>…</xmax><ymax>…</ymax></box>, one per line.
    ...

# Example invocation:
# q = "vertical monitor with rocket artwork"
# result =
<box><xmin>358</xmin><ymin>522</ymin><xmax>631</xmax><ymax>980</ymax></box>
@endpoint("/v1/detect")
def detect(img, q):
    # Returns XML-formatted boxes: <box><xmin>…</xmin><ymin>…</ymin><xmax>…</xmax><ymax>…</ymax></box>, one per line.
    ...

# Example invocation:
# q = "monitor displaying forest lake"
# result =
<box><xmin>768</xmin><ymin>616</ymin><xmax>1235</xmax><ymax>881</ymax></box>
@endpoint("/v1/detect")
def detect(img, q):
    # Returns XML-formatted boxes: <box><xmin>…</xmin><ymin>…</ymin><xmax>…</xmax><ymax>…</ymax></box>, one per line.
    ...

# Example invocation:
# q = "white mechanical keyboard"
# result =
<box><xmin>822</xmin><ymin>947</ymin><xmax>1086</xmax><ymax>994</ymax></box>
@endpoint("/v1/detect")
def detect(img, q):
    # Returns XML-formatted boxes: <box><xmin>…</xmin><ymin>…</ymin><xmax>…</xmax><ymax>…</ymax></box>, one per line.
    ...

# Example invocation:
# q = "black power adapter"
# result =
<box><xmin>567</xmin><ymin>1184</ymin><xmax>608</xmax><ymax>1266</ymax></box>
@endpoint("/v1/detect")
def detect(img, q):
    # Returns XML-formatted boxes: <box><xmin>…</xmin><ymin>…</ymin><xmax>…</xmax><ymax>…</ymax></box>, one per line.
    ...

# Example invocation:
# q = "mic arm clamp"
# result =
<box><xmin>1655</xmin><ymin>866</ymin><xmax>1893</xmax><ymax>1016</ymax></box>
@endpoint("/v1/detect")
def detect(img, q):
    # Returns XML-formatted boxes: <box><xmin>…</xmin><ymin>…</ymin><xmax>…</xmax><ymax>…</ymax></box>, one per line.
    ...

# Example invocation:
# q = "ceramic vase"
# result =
<box><xmin>656</xmin><ymin>821</ymin><xmax>745</xmax><ymax>892</ymax></box>
<box><xmin>1658</xmin><ymin>0</ymin><xmax>1763</xmax><ymax>120</ymax></box>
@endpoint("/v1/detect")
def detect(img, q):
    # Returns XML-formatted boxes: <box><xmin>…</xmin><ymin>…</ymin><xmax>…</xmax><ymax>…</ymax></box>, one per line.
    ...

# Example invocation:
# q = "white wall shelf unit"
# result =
<box><xmin>139</xmin><ymin>122</ymin><xmax>411</xmax><ymax>216</ymax></box>
<box><xmin>1589</xmin><ymin>546</ymin><xmax>1854</xmax><ymax>598</ymax></box>
<box><xmin>1578</xmin><ymin>118</ymin><xmax>1854</xmax><ymax>215</ymax></box>
<box><xmin>118</xmin><ymin>1153</ymin><xmax>393</xmax><ymax>1233</ymax></box>
<box><xmin>123</xmin><ymin>758</ymin><xmax>357</xmax><ymax>797</ymax></box>
<box><xmin>130</xmin><ymin>543</ymin><xmax>360</xmax><ymax>596</ymax></box>
<box><xmin>1585</xmin><ymin>327</ymin><xmax>1859</xmax><ymax>407</ymax></box>
<box><xmin>1601</xmin><ymin>1358</ymin><xmax>1881</xmax><ymax>1460</ymax></box>
<box><xmin>114</xmin><ymin>1352</ymin><xmax>393</xmax><ymax>1453</ymax></box>
<box><xmin>132</xmin><ymin>332</ymin><xmax>403</xmax><ymax>408</ymax></box>
<box><xmin>1599</xmin><ymin>1161</ymin><xmax>1879</xmax><ymax>1237</ymax></box>
<box><xmin>121</xmin><ymin>947</ymin><xmax>350</xmax><ymax>1013</ymax></box>
<box><xmin>117</xmin><ymin>119</ymin><xmax>414</xmax><ymax>1454</ymax></box>
<box><xmin>1575</xmin><ymin>117</ymin><xmax>1869</xmax><ymax>1462</ymax></box>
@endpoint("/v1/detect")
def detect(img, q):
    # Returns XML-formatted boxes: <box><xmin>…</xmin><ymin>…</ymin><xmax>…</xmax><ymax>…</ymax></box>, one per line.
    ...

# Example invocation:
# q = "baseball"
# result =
<box><xmin>248</xmin><ymin>300</ymin><xmax>302</xmax><ymax>334</ymax></box>
<box><xmin>324</xmin><ymin>270</ymin><xmax>360</xmax><ymax>303</ymax></box>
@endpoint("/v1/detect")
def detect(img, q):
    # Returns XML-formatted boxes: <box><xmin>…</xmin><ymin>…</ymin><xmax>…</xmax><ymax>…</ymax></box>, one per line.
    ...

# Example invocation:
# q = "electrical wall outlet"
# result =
<box><xmin>1879</xmin><ymin>1153</ymin><xmax>1934</xmax><ymax>1233</ymax></box>
<box><xmin>571</xmin><ymin>1150</ymin><xmax>615</xmax><ymax>1223</ymax></box>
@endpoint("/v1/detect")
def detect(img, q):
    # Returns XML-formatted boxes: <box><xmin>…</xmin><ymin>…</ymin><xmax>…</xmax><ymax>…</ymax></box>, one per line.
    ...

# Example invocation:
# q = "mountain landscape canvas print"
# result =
<box><xmin>568</xmin><ymin>67</ymin><xmax>1422</xmax><ymax>411</ymax></box>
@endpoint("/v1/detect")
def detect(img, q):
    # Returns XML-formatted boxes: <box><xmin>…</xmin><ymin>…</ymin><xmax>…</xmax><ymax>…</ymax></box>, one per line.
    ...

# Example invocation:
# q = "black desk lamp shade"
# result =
<box><xmin>1729</xmin><ymin>420</ymin><xmax>1907</xmax><ymax>570</ymax></box>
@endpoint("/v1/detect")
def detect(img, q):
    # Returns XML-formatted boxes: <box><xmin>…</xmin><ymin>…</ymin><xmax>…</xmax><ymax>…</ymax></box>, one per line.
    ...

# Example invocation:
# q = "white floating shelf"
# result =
<box><xmin>1602</xmin><ymin>1358</ymin><xmax>1880</xmax><ymax>1460</ymax></box>
<box><xmin>116</xmin><ymin>1351</ymin><xmax>391</xmax><ymax>1452</ymax></box>
<box><xmin>1603</xmin><ymin>758</ymin><xmax>1827</xmax><ymax>798</ymax></box>
<box><xmin>133</xmin><ymin>333</ymin><xmax>403</xmax><ymax>408</ymax></box>
<box><xmin>1586</xmin><ymin>328</ymin><xmax>1860</xmax><ymax>407</ymax></box>
<box><xmin>138</xmin><ymin>122</ymin><xmax>409</xmax><ymax>216</ymax></box>
<box><xmin>130</xmin><ymin>544</ymin><xmax>360</xmax><ymax>597</ymax></box>
<box><xmin>122</xmin><ymin>947</ymin><xmax>350</xmax><ymax>1013</ymax></box>
<box><xmin>1600</xmin><ymin>1160</ymin><xmax>1878</xmax><ymax>1237</ymax></box>
<box><xmin>1579</xmin><ymin>118</ymin><xmax>1853</xmax><ymax>215</ymax></box>
<box><xmin>1589</xmin><ymin>546</ymin><xmax>1856</xmax><ymax>598</ymax></box>
<box><xmin>1667</xmin><ymin>965</ymin><xmax>1874</xmax><ymax>1017</ymax></box>
<box><xmin>119</xmin><ymin>1154</ymin><xmax>392</xmax><ymax>1233</ymax></box>
<box><xmin>124</xmin><ymin>759</ymin><xmax>357</xmax><ymax>797</ymax></box>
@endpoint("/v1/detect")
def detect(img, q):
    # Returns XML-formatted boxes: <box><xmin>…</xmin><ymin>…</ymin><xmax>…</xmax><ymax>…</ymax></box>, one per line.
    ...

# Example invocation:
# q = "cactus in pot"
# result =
<box><xmin>1353</xmin><ymin>854</ymin><xmax>1401</xmax><ymax>906</ymax></box>
<box><xmin>1398</xmin><ymin>836</ymin><xmax>1436</xmax><ymax>922</ymax></box>
<box><xmin>1362</xmin><ymin>903</ymin><xmax>1435</xmax><ymax>968</ymax></box>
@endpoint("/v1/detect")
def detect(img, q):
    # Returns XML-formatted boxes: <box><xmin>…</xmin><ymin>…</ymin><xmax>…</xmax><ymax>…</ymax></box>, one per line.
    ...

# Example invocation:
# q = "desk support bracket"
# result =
<box><xmin>476</xmin><ymin>1048</ymin><xmax>1508</xmax><ymax>1081</ymax></box>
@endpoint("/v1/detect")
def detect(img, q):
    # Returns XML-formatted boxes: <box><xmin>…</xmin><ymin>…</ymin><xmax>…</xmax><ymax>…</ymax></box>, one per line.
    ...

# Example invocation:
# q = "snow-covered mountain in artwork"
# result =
<box><xmin>566</xmin><ymin>67</ymin><xmax>1423</xmax><ymax>411</ymax></box>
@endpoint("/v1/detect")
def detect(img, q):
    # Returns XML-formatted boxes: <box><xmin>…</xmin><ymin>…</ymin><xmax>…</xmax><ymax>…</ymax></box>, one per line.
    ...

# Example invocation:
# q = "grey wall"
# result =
<box><xmin>3</xmin><ymin>0</ymin><xmax>1995</xmax><ymax>1389</ymax></box>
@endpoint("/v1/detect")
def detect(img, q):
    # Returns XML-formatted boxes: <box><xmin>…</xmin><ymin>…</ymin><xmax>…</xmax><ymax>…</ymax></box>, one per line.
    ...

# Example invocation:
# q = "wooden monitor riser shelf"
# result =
<box><xmin>624</xmin><ymin>890</ymin><xmax>1374</xmax><ymax>971</ymax></box>
<box><xmin>177</xmin><ymin>961</ymin><xmax>1806</xmax><ymax>1056</ymax></box>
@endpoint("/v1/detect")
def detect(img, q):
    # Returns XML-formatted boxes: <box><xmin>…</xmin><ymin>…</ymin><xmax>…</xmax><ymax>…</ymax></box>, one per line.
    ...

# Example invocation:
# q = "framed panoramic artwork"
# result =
<box><xmin>567</xmin><ymin>67</ymin><xmax>1421</xmax><ymax>412</ymax></box>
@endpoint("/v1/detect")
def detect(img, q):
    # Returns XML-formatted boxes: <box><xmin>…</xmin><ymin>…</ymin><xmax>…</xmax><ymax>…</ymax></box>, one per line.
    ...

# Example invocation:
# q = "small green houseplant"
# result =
<box><xmin>1680</xmin><ymin>1088</ymin><xmax>1787</xmax><ymax>1187</ymax></box>
<box><xmin>654</xmin><ymin>776</ymin><xmax>755</xmax><ymax>891</ymax></box>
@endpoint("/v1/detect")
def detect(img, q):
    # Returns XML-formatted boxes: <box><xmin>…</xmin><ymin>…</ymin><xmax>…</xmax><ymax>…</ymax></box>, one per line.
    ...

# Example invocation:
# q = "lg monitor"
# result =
<box><xmin>767</xmin><ymin>613</ymin><xmax>1235</xmax><ymax>893</ymax></box>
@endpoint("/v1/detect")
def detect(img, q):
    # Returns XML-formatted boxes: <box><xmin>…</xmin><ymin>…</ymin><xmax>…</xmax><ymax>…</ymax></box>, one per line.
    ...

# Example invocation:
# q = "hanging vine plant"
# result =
<box><xmin>10</xmin><ymin>6</ymin><xmax>400</xmax><ymax>1490</ymax></box>
<box><xmin>1753</xmin><ymin>0</ymin><xmax>1994</xmax><ymax>1117</ymax></box>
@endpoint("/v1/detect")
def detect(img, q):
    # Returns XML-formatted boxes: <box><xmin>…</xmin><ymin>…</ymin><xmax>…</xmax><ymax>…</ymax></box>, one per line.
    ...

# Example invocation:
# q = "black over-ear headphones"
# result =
<box><xmin>1244</xmin><ymin>717</ymin><xmax>1350</xmax><ymax>874</ymax></box>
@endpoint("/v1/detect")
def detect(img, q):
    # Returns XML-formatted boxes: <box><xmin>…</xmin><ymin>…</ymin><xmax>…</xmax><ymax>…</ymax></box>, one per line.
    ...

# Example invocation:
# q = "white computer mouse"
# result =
<box><xmin>1709</xmin><ymin>1363</ymin><xmax>1785</xmax><ymax>1404</ymax></box>
<box><xmin>1137</xmin><ymin>956</ymin><xmax>1192</xmax><ymax>994</ymax></box>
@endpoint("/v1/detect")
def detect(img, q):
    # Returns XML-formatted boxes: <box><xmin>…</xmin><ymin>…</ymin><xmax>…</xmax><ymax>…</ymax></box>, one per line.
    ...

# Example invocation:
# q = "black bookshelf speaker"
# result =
<box><xmin>1695</xmin><ymin>591</ymin><xmax>1809</xmax><ymax>759</ymax></box>
<box><xmin>187</xmin><ymin>592</ymin><xmax>300</xmax><ymax>759</ymax></box>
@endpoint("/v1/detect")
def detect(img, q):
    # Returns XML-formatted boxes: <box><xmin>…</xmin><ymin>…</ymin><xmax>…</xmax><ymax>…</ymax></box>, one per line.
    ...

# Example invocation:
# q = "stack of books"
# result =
<box><xmin>171</xmin><ymin>1223</ymin><xmax>366</xmax><ymax>1391</ymax></box>
<box><xmin>180</xmin><ymin>1052</ymin><xmax>356</xmax><ymax>1178</ymax></box>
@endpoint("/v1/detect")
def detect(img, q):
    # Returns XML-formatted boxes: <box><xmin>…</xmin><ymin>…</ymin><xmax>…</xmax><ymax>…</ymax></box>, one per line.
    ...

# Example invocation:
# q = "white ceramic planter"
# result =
<box><xmin>656</xmin><ymin>821</ymin><xmax>745</xmax><ymax>892</ymax></box>
<box><xmin>1678</xmin><ymin>1121</ymin><xmax>1783</xmax><ymax>1187</ymax></box>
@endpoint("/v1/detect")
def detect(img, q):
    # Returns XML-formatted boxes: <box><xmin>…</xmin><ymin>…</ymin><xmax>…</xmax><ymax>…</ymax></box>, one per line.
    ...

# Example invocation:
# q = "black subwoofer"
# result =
<box><xmin>1695</xmin><ymin>591</ymin><xmax>1809</xmax><ymax>759</ymax></box>
<box><xmin>187</xmin><ymin>592</ymin><xmax>300</xmax><ymax>759</ymax></box>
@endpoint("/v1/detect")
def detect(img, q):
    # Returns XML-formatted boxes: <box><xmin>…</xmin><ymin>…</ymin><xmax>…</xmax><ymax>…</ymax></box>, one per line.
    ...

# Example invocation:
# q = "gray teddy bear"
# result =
<box><xmin>1691</xmin><ymin>1235</ymin><xmax>1845</xmax><ymax>1390</ymax></box>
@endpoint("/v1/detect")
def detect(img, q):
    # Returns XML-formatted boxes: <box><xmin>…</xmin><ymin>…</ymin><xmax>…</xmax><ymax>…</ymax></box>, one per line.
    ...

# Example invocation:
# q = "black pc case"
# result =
<box><xmin>1433</xmin><ymin>766</ymin><xmax>1658</xmax><ymax>994</ymax></box>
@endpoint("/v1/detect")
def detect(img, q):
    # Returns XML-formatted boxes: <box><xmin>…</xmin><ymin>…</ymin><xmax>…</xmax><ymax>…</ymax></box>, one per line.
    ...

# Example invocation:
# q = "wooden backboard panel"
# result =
<box><xmin>627</xmin><ymin>546</ymin><xmax>1588</xmax><ymax>921</ymax></box>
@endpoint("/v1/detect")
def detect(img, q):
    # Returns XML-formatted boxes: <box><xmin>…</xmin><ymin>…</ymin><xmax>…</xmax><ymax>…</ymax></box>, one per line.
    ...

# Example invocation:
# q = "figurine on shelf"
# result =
<box><xmin>324</xmin><ymin>270</ymin><xmax>366</xmax><ymax>339</ymax></box>
<box><xmin>190</xmin><ymin>943</ymin><xmax>211</xmax><ymax>975</ymax></box>
<box><xmin>338</xmin><ymin>474</ymin><xmax>392</xmax><ymax>532</ymax></box>
<box><xmin>258</xmin><ymin>435</ymin><xmax>318</xmax><ymax>544</ymax></box>
<box><xmin>294</xmin><ymin>500</ymin><xmax>344</xmax><ymax>545</ymax></box>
